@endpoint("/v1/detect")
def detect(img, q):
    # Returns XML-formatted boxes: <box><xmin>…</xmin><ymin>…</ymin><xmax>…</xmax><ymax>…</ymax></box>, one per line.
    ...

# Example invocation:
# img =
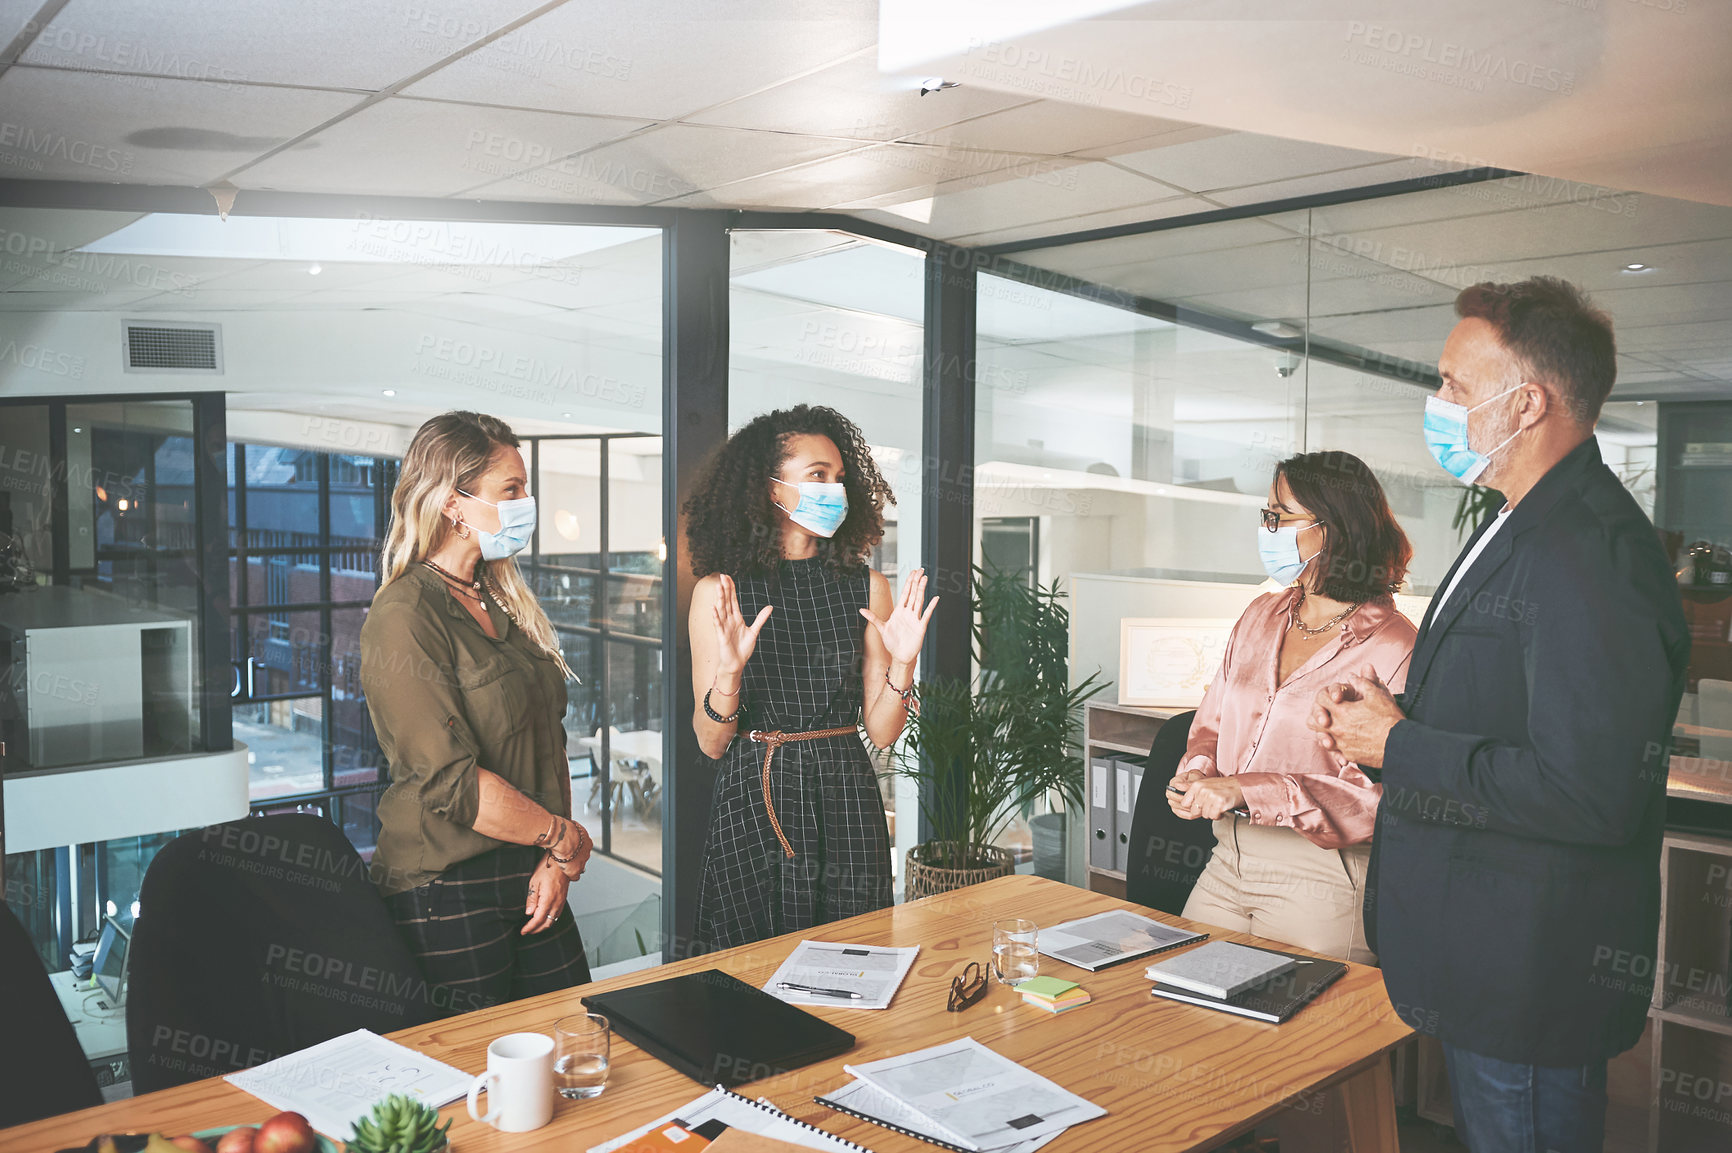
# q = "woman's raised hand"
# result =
<box><xmin>859</xmin><ymin>567</ymin><xmax>938</xmax><ymax>666</ymax></box>
<box><xmin>713</xmin><ymin>573</ymin><xmax>773</xmax><ymax>675</ymax></box>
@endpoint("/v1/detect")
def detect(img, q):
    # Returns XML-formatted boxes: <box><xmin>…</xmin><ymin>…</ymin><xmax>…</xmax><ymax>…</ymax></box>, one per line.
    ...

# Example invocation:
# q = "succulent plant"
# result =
<box><xmin>346</xmin><ymin>1094</ymin><xmax>451</xmax><ymax>1153</ymax></box>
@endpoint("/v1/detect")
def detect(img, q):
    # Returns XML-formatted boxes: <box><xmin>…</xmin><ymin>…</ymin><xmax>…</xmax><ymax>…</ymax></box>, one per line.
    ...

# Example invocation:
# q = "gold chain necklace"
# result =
<box><xmin>1288</xmin><ymin>591</ymin><xmax>1362</xmax><ymax>638</ymax></box>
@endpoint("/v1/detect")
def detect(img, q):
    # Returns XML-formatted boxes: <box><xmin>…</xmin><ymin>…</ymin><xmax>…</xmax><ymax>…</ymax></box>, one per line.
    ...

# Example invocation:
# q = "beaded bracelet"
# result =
<box><xmin>549</xmin><ymin>821</ymin><xmax>586</xmax><ymax>864</ymax></box>
<box><xmin>703</xmin><ymin>686</ymin><xmax>743</xmax><ymax>724</ymax></box>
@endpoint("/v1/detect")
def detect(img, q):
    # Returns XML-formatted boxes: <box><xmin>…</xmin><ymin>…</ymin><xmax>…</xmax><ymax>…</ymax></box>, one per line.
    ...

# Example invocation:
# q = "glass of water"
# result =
<box><xmin>553</xmin><ymin>1012</ymin><xmax>610</xmax><ymax>1099</ymax></box>
<box><xmin>992</xmin><ymin>918</ymin><xmax>1039</xmax><ymax>985</ymax></box>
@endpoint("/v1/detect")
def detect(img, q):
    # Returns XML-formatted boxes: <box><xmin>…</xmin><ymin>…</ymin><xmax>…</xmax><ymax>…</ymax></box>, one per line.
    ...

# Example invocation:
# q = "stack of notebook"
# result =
<box><xmin>1145</xmin><ymin>940</ymin><xmax>1346</xmax><ymax>1024</ymax></box>
<box><xmin>1016</xmin><ymin>976</ymin><xmax>1090</xmax><ymax>1014</ymax></box>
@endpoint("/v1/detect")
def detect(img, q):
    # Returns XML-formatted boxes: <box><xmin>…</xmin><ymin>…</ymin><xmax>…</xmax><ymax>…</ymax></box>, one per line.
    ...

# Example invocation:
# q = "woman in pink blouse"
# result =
<box><xmin>1168</xmin><ymin>450</ymin><xmax>1417</xmax><ymax>965</ymax></box>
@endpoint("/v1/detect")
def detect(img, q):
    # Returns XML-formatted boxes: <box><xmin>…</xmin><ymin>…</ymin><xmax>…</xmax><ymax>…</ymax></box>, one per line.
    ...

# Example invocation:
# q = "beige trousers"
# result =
<box><xmin>1180</xmin><ymin>814</ymin><xmax>1376</xmax><ymax>967</ymax></box>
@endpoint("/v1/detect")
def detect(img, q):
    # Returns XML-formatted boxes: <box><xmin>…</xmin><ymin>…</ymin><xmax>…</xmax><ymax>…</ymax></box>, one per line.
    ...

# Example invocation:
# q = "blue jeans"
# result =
<box><xmin>1443</xmin><ymin>1043</ymin><xmax>1607</xmax><ymax>1153</ymax></box>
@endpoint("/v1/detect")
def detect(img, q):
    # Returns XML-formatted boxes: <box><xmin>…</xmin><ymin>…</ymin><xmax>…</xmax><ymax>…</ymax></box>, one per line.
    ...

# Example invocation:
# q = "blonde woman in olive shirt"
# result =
<box><xmin>361</xmin><ymin>411</ymin><xmax>593</xmax><ymax>1014</ymax></box>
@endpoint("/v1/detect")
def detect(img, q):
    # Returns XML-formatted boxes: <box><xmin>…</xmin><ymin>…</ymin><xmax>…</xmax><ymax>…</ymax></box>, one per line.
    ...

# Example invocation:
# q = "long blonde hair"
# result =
<box><xmin>381</xmin><ymin>411</ymin><xmax>573</xmax><ymax>679</ymax></box>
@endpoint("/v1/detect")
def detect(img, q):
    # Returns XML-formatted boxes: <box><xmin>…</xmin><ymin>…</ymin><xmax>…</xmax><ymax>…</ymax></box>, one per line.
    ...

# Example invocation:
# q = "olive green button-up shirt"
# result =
<box><xmin>360</xmin><ymin>565</ymin><xmax>569</xmax><ymax>897</ymax></box>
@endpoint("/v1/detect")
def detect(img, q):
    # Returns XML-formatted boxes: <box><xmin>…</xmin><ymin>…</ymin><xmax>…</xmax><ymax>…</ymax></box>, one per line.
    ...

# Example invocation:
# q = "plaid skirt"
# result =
<box><xmin>385</xmin><ymin>843</ymin><xmax>590</xmax><ymax>1017</ymax></box>
<box><xmin>692</xmin><ymin>731</ymin><xmax>893</xmax><ymax>951</ymax></box>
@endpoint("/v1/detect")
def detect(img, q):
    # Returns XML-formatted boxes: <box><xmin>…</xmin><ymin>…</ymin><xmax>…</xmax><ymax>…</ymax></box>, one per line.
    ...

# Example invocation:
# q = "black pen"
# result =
<box><xmin>778</xmin><ymin>981</ymin><xmax>863</xmax><ymax>999</ymax></box>
<box><xmin>1167</xmin><ymin>781</ymin><xmax>1251</xmax><ymax>819</ymax></box>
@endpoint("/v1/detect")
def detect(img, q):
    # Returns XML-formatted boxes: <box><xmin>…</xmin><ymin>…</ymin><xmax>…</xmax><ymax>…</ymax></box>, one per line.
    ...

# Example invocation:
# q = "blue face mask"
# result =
<box><xmin>771</xmin><ymin>477</ymin><xmax>848</xmax><ymax>538</ymax></box>
<box><xmin>458</xmin><ymin>489</ymin><xmax>536</xmax><ymax>560</ymax></box>
<box><xmin>1424</xmin><ymin>384</ymin><xmax>1525</xmax><ymax>486</ymax></box>
<box><xmin>1258</xmin><ymin>522</ymin><xmax>1321</xmax><ymax>586</ymax></box>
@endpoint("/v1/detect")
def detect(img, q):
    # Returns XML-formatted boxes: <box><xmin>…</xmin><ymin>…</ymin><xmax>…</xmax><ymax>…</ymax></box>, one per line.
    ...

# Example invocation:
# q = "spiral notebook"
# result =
<box><xmin>589</xmin><ymin>1086</ymin><xmax>874</xmax><ymax>1153</ymax></box>
<box><xmin>815</xmin><ymin>1080</ymin><xmax>1059</xmax><ymax>1153</ymax></box>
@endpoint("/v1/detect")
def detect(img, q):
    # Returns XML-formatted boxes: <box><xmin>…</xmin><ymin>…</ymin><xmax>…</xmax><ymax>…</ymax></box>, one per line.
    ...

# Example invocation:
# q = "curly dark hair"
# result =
<box><xmin>1275</xmin><ymin>450</ymin><xmax>1412</xmax><ymax>603</ymax></box>
<box><xmin>683</xmin><ymin>404</ymin><xmax>893</xmax><ymax>578</ymax></box>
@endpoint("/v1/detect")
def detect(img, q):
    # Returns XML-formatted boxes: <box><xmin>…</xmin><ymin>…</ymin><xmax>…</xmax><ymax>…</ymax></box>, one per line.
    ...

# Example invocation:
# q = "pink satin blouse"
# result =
<box><xmin>1182</xmin><ymin>588</ymin><xmax>1417</xmax><ymax>849</ymax></box>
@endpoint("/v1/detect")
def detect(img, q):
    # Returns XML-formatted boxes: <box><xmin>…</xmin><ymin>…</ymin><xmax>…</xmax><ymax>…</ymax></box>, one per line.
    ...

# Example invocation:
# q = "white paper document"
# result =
<box><xmin>763</xmin><ymin>940</ymin><xmax>920</xmax><ymax>1010</ymax></box>
<box><xmin>224</xmin><ymin>1028</ymin><xmax>472</xmax><ymax>1139</ymax></box>
<box><xmin>819</xmin><ymin>1078</ymin><xmax>1061</xmax><ymax>1153</ymax></box>
<box><xmin>843</xmin><ymin>1037</ymin><xmax>1105</xmax><ymax>1151</ymax></box>
<box><xmin>589</xmin><ymin>1086</ymin><xmax>868</xmax><ymax>1153</ymax></box>
<box><xmin>1037</xmin><ymin>909</ymin><xmax>1205</xmax><ymax>972</ymax></box>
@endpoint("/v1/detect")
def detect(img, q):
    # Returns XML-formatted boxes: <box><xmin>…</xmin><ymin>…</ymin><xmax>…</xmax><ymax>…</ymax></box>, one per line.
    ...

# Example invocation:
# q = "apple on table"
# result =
<box><xmin>174</xmin><ymin>1112</ymin><xmax>318</xmax><ymax>1153</ymax></box>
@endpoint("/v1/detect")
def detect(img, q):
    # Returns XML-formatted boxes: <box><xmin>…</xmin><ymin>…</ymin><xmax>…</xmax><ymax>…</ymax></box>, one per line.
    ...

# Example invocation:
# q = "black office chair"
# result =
<box><xmin>127</xmin><ymin>813</ymin><xmax>432</xmax><ymax>1093</ymax></box>
<box><xmin>0</xmin><ymin>900</ymin><xmax>103</xmax><ymax>1126</ymax></box>
<box><xmin>1123</xmin><ymin>710</ymin><xmax>1218</xmax><ymax>915</ymax></box>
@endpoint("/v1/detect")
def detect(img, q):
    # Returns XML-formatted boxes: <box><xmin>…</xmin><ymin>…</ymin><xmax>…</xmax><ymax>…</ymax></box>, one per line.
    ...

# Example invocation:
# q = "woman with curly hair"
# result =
<box><xmin>685</xmin><ymin>405</ymin><xmax>937</xmax><ymax>949</ymax></box>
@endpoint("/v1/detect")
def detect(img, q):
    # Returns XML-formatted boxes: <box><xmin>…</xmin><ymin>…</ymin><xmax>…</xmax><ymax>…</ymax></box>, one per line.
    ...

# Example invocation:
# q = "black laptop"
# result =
<box><xmin>584</xmin><ymin>968</ymin><xmax>855</xmax><ymax>1087</ymax></box>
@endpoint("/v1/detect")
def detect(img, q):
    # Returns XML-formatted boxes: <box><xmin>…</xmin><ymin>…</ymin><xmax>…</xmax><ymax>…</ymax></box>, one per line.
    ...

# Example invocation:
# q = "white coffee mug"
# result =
<box><xmin>467</xmin><ymin>1031</ymin><xmax>555</xmax><ymax>1132</ymax></box>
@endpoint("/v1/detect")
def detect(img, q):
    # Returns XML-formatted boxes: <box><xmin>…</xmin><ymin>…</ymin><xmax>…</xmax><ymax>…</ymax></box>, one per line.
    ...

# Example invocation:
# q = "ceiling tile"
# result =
<box><xmin>1109</xmin><ymin>131</ymin><xmax>1400</xmax><ymax>195</ymax></box>
<box><xmin>1074</xmin><ymin>122</ymin><xmax>1231</xmax><ymax>159</ymax></box>
<box><xmin>1014</xmin><ymin>216</ymin><xmax>1299</xmax><ymax>275</ymax></box>
<box><xmin>672</xmin><ymin>141</ymin><xmax>1026</xmax><ymax>211</ymax></box>
<box><xmin>467</xmin><ymin>122</ymin><xmax>854</xmax><ymax>205</ymax></box>
<box><xmin>908</xmin><ymin>101</ymin><xmax>1190</xmax><ymax>158</ymax></box>
<box><xmin>12</xmin><ymin>254</ymin><xmax>272</xmax><ymax>304</ymax></box>
<box><xmin>186</xmin><ymin>260</ymin><xmax>410</xmax><ymax>293</ymax></box>
<box><xmin>404</xmin><ymin>0</ymin><xmax>878</xmax><ymax>120</ymax></box>
<box><xmin>0</xmin><ymin>207</ymin><xmax>147</xmax><ymax>289</ymax></box>
<box><xmin>0</xmin><ymin>67</ymin><xmax>361</xmax><ymax>183</ymax></box>
<box><xmin>1328</xmin><ymin>199</ymin><xmax>1732</xmax><ymax>269</ymax></box>
<box><xmin>1206</xmin><ymin>157</ymin><xmax>1472</xmax><ymax>207</ymax></box>
<box><xmin>0</xmin><ymin>0</ymin><xmax>40</xmax><ymax>44</ymax></box>
<box><xmin>17</xmin><ymin>0</ymin><xmax>545</xmax><ymax>90</ymax></box>
<box><xmin>686</xmin><ymin>53</ymin><xmax>1025</xmax><ymax>141</ymax></box>
<box><xmin>941</xmin><ymin>195</ymin><xmax>1215</xmax><ymax>248</ymax></box>
<box><xmin>920</xmin><ymin>161</ymin><xmax>1190</xmax><ymax>240</ymax></box>
<box><xmin>239</xmin><ymin>97</ymin><xmax>649</xmax><ymax>195</ymax></box>
<box><xmin>0</xmin><ymin>287</ymin><xmax>162</xmax><ymax>310</ymax></box>
<box><xmin>1304</xmin><ymin>176</ymin><xmax>1646</xmax><ymax>237</ymax></box>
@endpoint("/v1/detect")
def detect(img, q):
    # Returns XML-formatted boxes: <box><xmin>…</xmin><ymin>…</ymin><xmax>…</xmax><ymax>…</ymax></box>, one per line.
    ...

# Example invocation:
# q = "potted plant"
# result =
<box><xmin>893</xmin><ymin>566</ymin><xmax>1106</xmax><ymax>899</ymax></box>
<box><xmin>347</xmin><ymin>1094</ymin><xmax>451</xmax><ymax>1153</ymax></box>
<box><xmin>1452</xmin><ymin>483</ymin><xmax>1504</xmax><ymax>539</ymax></box>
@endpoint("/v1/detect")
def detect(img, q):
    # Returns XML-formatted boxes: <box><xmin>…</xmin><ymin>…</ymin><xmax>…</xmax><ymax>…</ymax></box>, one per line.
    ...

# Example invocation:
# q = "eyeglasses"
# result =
<box><xmin>947</xmin><ymin>961</ymin><xmax>987</xmax><ymax>1012</ymax></box>
<box><xmin>1260</xmin><ymin>508</ymin><xmax>1323</xmax><ymax>534</ymax></box>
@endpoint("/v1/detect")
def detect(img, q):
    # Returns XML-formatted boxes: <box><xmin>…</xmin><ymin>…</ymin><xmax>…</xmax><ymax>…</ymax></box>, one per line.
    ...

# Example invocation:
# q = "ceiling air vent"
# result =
<box><xmin>124</xmin><ymin>321</ymin><xmax>222</xmax><ymax>374</ymax></box>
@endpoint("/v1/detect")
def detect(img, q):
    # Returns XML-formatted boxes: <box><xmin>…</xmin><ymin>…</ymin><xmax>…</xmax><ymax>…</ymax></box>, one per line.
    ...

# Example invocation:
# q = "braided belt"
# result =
<box><xmin>747</xmin><ymin>726</ymin><xmax>858</xmax><ymax>859</ymax></box>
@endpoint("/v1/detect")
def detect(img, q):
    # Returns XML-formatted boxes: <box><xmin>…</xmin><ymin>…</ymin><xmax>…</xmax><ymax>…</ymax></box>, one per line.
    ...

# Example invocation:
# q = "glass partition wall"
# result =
<box><xmin>988</xmin><ymin>176</ymin><xmax>1717</xmax><ymax>599</ymax></box>
<box><xmin>984</xmin><ymin>174</ymin><xmax>1731</xmax><ymax>1153</ymax></box>
<box><xmin>1</xmin><ymin>206</ymin><xmax>666</xmax><ymax>978</ymax></box>
<box><xmin>523</xmin><ymin>431</ymin><xmax>664</xmax><ymax>875</ymax></box>
<box><xmin>1</xmin><ymin>393</ymin><xmax>223</xmax><ymax>973</ymax></box>
<box><xmin>728</xmin><ymin>230</ymin><xmax>927</xmax><ymax>890</ymax></box>
<box><xmin>2</xmin><ymin>167</ymin><xmax>1726</xmax><ymax>1041</ymax></box>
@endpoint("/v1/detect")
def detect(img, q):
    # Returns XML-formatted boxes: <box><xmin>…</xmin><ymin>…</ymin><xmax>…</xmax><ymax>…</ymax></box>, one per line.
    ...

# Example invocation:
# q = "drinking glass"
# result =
<box><xmin>553</xmin><ymin>1012</ymin><xmax>611</xmax><ymax>1099</ymax></box>
<box><xmin>992</xmin><ymin>918</ymin><xmax>1039</xmax><ymax>985</ymax></box>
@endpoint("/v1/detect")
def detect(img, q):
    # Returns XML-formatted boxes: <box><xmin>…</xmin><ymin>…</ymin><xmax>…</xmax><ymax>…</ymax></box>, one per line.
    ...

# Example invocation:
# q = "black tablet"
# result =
<box><xmin>583</xmin><ymin>968</ymin><xmax>855</xmax><ymax>1087</ymax></box>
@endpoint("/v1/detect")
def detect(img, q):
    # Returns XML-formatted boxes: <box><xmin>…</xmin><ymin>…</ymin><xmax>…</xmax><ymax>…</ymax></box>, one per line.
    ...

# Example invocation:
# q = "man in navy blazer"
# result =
<box><xmin>1310</xmin><ymin>277</ymin><xmax>1689</xmax><ymax>1152</ymax></box>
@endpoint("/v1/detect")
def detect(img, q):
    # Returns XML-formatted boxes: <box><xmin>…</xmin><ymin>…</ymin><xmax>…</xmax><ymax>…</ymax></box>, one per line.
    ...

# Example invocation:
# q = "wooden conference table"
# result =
<box><xmin>5</xmin><ymin>876</ymin><xmax>1411</xmax><ymax>1153</ymax></box>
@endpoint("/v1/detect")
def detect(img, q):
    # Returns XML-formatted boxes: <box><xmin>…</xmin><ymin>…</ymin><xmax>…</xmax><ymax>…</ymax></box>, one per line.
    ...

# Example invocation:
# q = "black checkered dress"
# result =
<box><xmin>693</xmin><ymin>557</ymin><xmax>893</xmax><ymax>950</ymax></box>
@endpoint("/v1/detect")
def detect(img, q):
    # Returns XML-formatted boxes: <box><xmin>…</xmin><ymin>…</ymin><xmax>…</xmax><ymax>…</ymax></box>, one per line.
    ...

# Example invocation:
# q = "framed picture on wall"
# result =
<box><xmin>1117</xmin><ymin>618</ymin><xmax>1236</xmax><ymax>707</ymax></box>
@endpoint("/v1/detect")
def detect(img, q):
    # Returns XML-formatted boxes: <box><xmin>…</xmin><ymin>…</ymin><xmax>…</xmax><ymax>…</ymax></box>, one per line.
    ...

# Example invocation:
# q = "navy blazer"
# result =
<box><xmin>1365</xmin><ymin>436</ymin><xmax>1690</xmax><ymax>1066</ymax></box>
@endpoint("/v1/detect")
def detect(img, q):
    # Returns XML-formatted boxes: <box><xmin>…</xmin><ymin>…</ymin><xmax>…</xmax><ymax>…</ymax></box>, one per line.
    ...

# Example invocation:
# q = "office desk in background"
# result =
<box><xmin>47</xmin><ymin>970</ymin><xmax>130</xmax><ymax>1097</ymax></box>
<box><xmin>1</xmin><ymin>876</ymin><xmax>1411</xmax><ymax>1153</ymax></box>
